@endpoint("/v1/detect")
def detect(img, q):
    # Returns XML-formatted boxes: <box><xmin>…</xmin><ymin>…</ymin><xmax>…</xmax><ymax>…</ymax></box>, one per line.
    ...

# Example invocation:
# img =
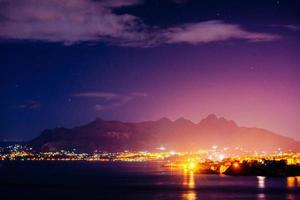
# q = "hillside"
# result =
<box><xmin>30</xmin><ymin>114</ymin><xmax>300</xmax><ymax>152</ymax></box>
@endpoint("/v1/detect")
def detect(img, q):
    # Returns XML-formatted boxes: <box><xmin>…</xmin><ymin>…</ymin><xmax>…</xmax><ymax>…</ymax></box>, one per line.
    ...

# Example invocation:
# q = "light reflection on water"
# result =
<box><xmin>286</xmin><ymin>176</ymin><xmax>300</xmax><ymax>200</ymax></box>
<box><xmin>257</xmin><ymin>193</ymin><xmax>265</xmax><ymax>199</ymax></box>
<box><xmin>182</xmin><ymin>170</ymin><xmax>196</xmax><ymax>200</ymax></box>
<box><xmin>256</xmin><ymin>176</ymin><xmax>300</xmax><ymax>200</ymax></box>
<box><xmin>287</xmin><ymin>177</ymin><xmax>295</xmax><ymax>188</ymax></box>
<box><xmin>257</xmin><ymin>176</ymin><xmax>265</xmax><ymax>189</ymax></box>
<box><xmin>257</xmin><ymin>176</ymin><xmax>266</xmax><ymax>200</ymax></box>
<box><xmin>182</xmin><ymin>191</ymin><xmax>197</xmax><ymax>200</ymax></box>
<box><xmin>180</xmin><ymin>171</ymin><xmax>300</xmax><ymax>200</ymax></box>
<box><xmin>2</xmin><ymin>162</ymin><xmax>300</xmax><ymax>200</ymax></box>
<box><xmin>287</xmin><ymin>176</ymin><xmax>300</xmax><ymax>188</ymax></box>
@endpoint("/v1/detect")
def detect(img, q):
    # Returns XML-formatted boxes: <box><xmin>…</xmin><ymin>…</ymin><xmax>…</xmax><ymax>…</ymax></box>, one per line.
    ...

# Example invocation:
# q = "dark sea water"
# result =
<box><xmin>0</xmin><ymin>161</ymin><xmax>299</xmax><ymax>200</ymax></box>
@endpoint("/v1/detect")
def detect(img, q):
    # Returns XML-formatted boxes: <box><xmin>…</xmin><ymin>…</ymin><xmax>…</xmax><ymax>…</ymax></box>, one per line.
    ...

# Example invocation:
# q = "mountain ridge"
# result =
<box><xmin>30</xmin><ymin>114</ymin><xmax>300</xmax><ymax>152</ymax></box>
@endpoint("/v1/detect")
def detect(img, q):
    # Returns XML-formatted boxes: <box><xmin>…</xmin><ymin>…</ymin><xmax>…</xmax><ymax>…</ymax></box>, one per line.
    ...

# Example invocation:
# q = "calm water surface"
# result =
<box><xmin>0</xmin><ymin>161</ymin><xmax>299</xmax><ymax>200</ymax></box>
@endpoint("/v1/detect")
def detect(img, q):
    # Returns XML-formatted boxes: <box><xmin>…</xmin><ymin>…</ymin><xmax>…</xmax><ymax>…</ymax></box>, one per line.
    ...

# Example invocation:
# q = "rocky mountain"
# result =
<box><xmin>30</xmin><ymin>114</ymin><xmax>300</xmax><ymax>152</ymax></box>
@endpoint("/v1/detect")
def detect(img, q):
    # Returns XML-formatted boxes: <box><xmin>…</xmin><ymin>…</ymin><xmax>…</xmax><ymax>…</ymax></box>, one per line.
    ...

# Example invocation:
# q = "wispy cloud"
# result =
<box><xmin>0</xmin><ymin>0</ymin><xmax>281</xmax><ymax>46</ymax></box>
<box><xmin>73</xmin><ymin>92</ymin><xmax>147</xmax><ymax>111</ymax></box>
<box><xmin>15</xmin><ymin>100</ymin><xmax>41</xmax><ymax>109</ymax></box>
<box><xmin>164</xmin><ymin>21</ymin><xmax>280</xmax><ymax>44</ymax></box>
<box><xmin>73</xmin><ymin>92</ymin><xmax>120</xmax><ymax>100</ymax></box>
<box><xmin>271</xmin><ymin>24</ymin><xmax>299</xmax><ymax>31</ymax></box>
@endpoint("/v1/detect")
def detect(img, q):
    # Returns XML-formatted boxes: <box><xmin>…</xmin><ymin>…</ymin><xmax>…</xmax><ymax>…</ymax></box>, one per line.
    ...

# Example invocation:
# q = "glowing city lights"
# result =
<box><xmin>233</xmin><ymin>162</ymin><xmax>240</xmax><ymax>169</ymax></box>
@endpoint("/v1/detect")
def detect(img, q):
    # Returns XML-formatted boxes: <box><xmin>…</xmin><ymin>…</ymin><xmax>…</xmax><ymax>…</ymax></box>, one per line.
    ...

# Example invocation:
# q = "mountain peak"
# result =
<box><xmin>175</xmin><ymin>117</ymin><xmax>187</xmax><ymax>122</ymax></box>
<box><xmin>174</xmin><ymin>117</ymin><xmax>195</xmax><ymax>125</ymax></box>
<box><xmin>157</xmin><ymin>117</ymin><xmax>172</xmax><ymax>123</ymax></box>
<box><xmin>198</xmin><ymin>114</ymin><xmax>218</xmax><ymax>124</ymax></box>
<box><xmin>206</xmin><ymin>113</ymin><xmax>218</xmax><ymax>120</ymax></box>
<box><xmin>198</xmin><ymin>114</ymin><xmax>238</xmax><ymax>128</ymax></box>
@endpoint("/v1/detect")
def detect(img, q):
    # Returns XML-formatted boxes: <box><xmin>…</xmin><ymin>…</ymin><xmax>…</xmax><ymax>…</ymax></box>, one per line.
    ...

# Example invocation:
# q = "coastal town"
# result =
<box><xmin>1</xmin><ymin>144</ymin><xmax>300</xmax><ymax>176</ymax></box>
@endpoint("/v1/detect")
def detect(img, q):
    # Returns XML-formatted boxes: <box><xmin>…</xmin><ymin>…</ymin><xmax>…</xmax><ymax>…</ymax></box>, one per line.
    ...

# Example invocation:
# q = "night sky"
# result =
<box><xmin>0</xmin><ymin>0</ymin><xmax>299</xmax><ymax>141</ymax></box>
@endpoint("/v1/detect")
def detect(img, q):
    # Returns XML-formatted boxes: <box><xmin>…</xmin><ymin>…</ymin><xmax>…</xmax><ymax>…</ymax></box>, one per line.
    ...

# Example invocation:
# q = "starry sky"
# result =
<box><xmin>0</xmin><ymin>0</ymin><xmax>300</xmax><ymax>141</ymax></box>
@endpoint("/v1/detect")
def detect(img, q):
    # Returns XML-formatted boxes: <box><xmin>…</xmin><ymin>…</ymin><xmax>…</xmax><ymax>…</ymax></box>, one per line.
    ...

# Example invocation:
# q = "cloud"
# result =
<box><xmin>164</xmin><ymin>21</ymin><xmax>280</xmax><ymax>44</ymax></box>
<box><xmin>73</xmin><ymin>92</ymin><xmax>120</xmax><ymax>100</ymax></box>
<box><xmin>73</xmin><ymin>92</ymin><xmax>147</xmax><ymax>111</ymax></box>
<box><xmin>130</xmin><ymin>92</ymin><xmax>148</xmax><ymax>97</ymax></box>
<box><xmin>115</xmin><ymin>21</ymin><xmax>281</xmax><ymax>47</ymax></box>
<box><xmin>271</xmin><ymin>24</ymin><xmax>299</xmax><ymax>31</ymax></box>
<box><xmin>15</xmin><ymin>100</ymin><xmax>41</xmax><ymax>109</ymax></box>
<box><xmin>0</xmin><ymin>0</ymin><xmax>281</xmax><ymax>46</ymax></box>
<box><xmin>0</xmin><ymin>0</ymin><xmax>142</xmax><ymax>44</ymax></box>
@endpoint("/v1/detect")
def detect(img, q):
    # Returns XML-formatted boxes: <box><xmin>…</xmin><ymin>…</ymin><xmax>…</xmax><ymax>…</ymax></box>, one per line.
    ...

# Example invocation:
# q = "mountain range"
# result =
<box><xmin>30</xmin><ymin>114</ymin><xmax>300</xmax><ymax>152</ymax></box>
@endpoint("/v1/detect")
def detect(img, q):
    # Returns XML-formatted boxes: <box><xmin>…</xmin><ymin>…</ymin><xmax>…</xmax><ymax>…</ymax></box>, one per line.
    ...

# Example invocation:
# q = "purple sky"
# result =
<box><xmin>0</xmin><ymin>0</ymin><xmax>300</xmax><ymax>141</ymax></box>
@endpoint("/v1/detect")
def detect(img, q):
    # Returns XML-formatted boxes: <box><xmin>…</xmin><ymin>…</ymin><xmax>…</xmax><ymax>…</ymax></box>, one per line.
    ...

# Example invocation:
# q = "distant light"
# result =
<box><xmin>157</xmin><ymin>146</ymin><xmax>166</xmax><ymax>151</ymax></box>
<box><xmin>212</xmin><ymin>145</ymin><xmax>218</xmax><ymax>149</ymax></box>
<box><xmin>187</xmin><ymin>161</ymin><xmax>196</xmax><ymax>170</ymax></box>
<box><xmin>218</xmin><ymin>154</ymin><xmax>225</xmax><ymax>160</ymax></box>
<box><xmin>170</xmin><ymin>151</ymin><xmax>176</xmax><ymax>155</ymax></box>
<box><xmin>233</xmin><ymin>162</ymin><xmax>240</xmax><ymax>169</ymax></box>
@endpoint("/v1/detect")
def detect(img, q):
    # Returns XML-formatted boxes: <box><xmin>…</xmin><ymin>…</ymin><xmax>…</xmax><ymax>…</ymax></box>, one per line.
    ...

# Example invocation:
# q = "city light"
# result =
<box><xmin>187</xmin><ymin>161</ymin><xmax>197</xmax><ymax>171</ymax></box>
<box><xmin>233</xmin><ymin>162</ymin><xmax>240</xmax><ymax>169</ymax></box>
<box><xmin>1</xmin><ymin>144</ymin><xmax>300</xmax><ymax>177</ymax></box>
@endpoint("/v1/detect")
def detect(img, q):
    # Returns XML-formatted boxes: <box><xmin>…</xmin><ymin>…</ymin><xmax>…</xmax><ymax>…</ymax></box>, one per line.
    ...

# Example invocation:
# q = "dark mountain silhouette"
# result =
<box><xmin>30</xmin><ymin>114</ymin><xmax>300</xmax><ymax>152</ymax></box>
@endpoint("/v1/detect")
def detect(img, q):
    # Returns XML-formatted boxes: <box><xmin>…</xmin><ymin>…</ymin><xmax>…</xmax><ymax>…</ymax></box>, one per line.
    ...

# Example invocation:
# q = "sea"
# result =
<box><xmin>0</xmin><ymin>161</ymin><xmax>299</xmax><ymax>200</ymax></box>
